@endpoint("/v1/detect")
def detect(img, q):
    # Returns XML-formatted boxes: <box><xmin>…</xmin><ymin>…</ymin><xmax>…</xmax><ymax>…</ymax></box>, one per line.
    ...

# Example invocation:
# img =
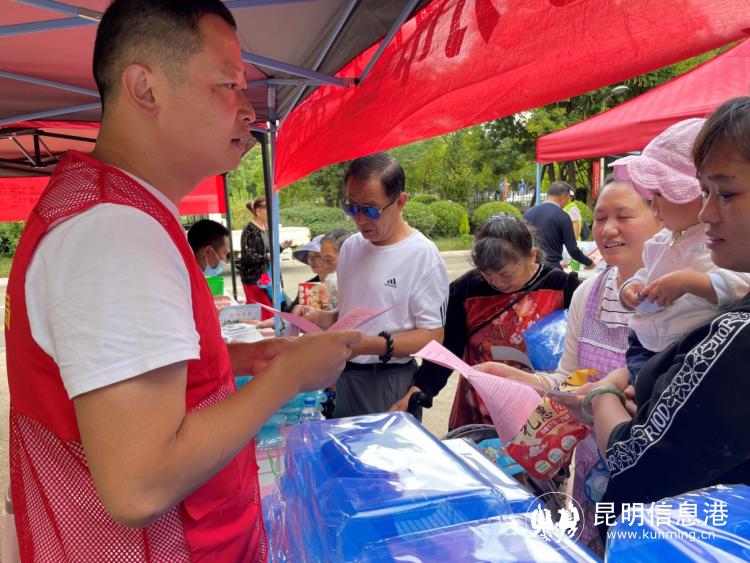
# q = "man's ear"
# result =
<box><xmin>121</xmin><ymin>63</ymin><xmax>159</xmax><ymax>116</ymax></box>
<box><xmin>396</xmin><ymin>192</ymin><xmax>408</xmax><ymax>209</ymax></box>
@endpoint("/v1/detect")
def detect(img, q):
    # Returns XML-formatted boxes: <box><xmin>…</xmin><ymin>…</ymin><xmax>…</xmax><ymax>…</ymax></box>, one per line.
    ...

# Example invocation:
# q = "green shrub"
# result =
<box><xmin>410</xmin><ymin>194</ymin><xmax>438</xmax><ymax>205</ymax></box>
<box><xmin>403</xmin><ymin>202</ymin><xmax>436</xmax><ymax>235</ymax></box>
<box><xmin>279</xmin><ymin>206</ymin><xmax>356</xmax><ymax>237</ymax></box>
<box><xmin>0</xmin><ymin>222</ymin><xmax>24</xmax><ymax>256</ymax></box>
<box><xmin>471</xmin><ymin>201</ymin><xmax>522</xmax><ymax>229</ymax></box>
<box><xmin>429</xmin><ymin>200</ymin><xmax>469</xmax><ymax>237</ymax></box>
<box><xmin>459</xmin><ymin>213</ymin><xmax>470</xmax><ymax>235</ymax></box>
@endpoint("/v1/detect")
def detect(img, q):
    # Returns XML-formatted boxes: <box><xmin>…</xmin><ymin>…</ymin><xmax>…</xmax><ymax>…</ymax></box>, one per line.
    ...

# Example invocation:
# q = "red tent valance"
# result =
<box><xmin>276</xmin><ymin>0</ymin><xmax>750</xmax><ymax>189</ymax></box>
<box><xmin>536</xmin><ymin>39</ymin><xmax>750</xmax><ymax>163</ymax></box>
<box><xmin>0</xmin><ymin>175</ymin><xmax>225</xmax><ymax>222</ymax></box>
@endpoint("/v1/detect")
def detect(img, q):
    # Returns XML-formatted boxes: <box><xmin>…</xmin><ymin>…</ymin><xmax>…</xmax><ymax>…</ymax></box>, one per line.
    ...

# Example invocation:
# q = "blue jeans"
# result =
<box><xmin>625</xmin><ymin>330</ymin><xmax>655</xmax><ymax>385</ymax></box>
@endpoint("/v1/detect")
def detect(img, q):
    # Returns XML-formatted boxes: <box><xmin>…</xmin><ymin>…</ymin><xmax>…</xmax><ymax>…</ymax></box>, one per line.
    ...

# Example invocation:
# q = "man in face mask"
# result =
<box><xmin>188</xmin><ymin>219</ymin><xmax>230</xmax><ymax>277</ymax></box>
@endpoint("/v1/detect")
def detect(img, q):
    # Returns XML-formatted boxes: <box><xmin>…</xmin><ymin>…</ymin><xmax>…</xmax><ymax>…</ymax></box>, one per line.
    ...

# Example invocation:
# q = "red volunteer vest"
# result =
<box><xmin>4</xmin><ymin>152</ymin><xmax>266</xmax><ymax>562</ymax></box>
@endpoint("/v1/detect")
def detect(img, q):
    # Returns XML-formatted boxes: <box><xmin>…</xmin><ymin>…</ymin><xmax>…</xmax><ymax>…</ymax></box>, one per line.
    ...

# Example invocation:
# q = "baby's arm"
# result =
<box><xmin>619</xmin><ymin>266</ymin><xmax>649</xmax><ymax>310</ymax></box>
<box><xmin>641</xmin><ymin>270</ymin><xmax>716</xmax><ymax>307</ymax></box>
<box><xmin>619</xmin><ymin>282</ymin><xmax>645</xmax><ymax>309</ymax></box>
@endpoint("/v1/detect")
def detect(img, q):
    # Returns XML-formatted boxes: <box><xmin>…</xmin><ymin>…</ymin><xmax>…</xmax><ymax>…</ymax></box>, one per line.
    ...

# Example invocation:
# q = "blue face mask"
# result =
<box><xmin>203</xmin><ymin>247</ymin><xmax>226</xmax><ymax>277</ymax></box>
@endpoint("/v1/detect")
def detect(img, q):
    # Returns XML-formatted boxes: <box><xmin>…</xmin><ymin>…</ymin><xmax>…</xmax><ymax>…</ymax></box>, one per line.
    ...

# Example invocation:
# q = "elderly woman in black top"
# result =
<box><xmin>390</xmin><ymin>215</ymin><xmax>580</xmax><ymax>426</ymax></box>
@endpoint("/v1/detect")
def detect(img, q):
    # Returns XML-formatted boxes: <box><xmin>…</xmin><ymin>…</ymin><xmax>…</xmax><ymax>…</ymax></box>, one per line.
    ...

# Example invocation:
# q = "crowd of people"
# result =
<box><xmin>5</xmin><ymin>0</ymin><xmax>750</xmax><ymax>559</ymax></box>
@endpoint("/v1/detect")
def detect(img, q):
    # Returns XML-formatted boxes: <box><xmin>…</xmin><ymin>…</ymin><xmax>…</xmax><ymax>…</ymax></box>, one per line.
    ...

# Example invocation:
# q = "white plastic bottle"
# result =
<box><xmin>299</xmin><ymin>396</ymin><xmax>323</xmax><ymax>423</ymax></box>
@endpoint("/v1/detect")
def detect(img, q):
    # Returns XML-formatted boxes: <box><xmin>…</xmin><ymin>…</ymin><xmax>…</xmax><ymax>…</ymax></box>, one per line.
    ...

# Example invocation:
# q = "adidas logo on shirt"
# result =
<box><xmin>384</xmin><ymin>277</ymin><xmax>398</xmax><ymax>288</ymax></box>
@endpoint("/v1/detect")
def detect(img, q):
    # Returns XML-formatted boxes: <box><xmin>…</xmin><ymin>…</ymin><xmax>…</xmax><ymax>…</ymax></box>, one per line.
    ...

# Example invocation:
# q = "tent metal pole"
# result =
<box><xmin>358</xmin><ymin>0</ymin><xmax>420</xmax><ymax>83</ymax></box>
<box><xmin>248</xmin><ymin>78</ymin><xmax>336</xmax><ymax>87</ymax></box>
<box><xmin>262</xmin><ymin>85</ymin><xmax>283</xmax><ymax>333</ymax></box>
<box><xmin>535</xmin><ymin>163</ymin><xmax>542</xmax><ymax>206</ymax></box>
<box><xmin>282</xmin><ymin>0</ymin><xmax>359</xmax><ymax>122</ymax></box>
<box><xmin>222</xmin><ymin>174</ymin><xmax>238</xmax><ymax>300</ymax></box>
<box><xmin>14</xmin><ymin>0</ymin><xmax>101</xmax><ymax>19</ymax></box>
<box><xmin>226</xmin><ymin>0</ymin><xmax>319</xmax><ymax>8</ymax></box>
<box><xmin>242</xmin><ymin>52</ymin><xmax>354</xmax><ymax>88</ymax></box>
<box><xmin>0</xmin><ymin>18</ymin><xmax>94</xmax><ymax>37</ymax></box>
<box><xmin>0</xmin><ymin>71</ymin><xmax>99</xmax><ymax>97</ymax></box>
<box><xmin>0</xmin><ymin>102</ymin><xmax>101</xmax><ymax>126</ymax></box>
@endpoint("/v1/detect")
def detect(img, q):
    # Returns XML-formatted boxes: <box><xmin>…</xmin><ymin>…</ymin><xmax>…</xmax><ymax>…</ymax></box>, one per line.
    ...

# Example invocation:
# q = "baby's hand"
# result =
<box><xmin>642</xmin><ymin>272</ymin><xmax>688</xmax><ymax>307</ymax></box>
<box><xmin>621</xmin><ymin>283</ymin><xmax>645</xmax><ymax>309</ymax></box>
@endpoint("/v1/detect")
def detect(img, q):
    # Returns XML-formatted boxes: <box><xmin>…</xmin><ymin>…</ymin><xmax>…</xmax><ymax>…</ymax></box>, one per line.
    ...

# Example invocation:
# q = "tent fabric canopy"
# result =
<box><xmin>535</xmin><ymin>39</ymin><xmax>750</xmax><ymax>164</ymax></box>
<box><xmin>0</xmin><ymin>0</ymin><xmax>427</xmax><ymax>127</ymax></box>
<box><xmin>0</xmin><ymin>175</ymin><xmax>226</xmax><ymax>222</ymax></box>
<box><xmin>0</xmin><ymin>0</ymin><xmax>427</xmax><ymax>217</ymax></box>
<box><xmin>275</xmin><ymin>0</ymin><xmax>750</xmax><ymax>189</ymax></box>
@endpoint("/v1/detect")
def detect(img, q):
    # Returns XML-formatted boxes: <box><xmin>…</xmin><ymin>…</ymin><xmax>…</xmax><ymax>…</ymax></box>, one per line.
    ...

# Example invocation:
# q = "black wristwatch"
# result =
<box><xmin>378</xmin><ymin>331</ymin><xmax>394</xmax><ymax>364</ymax></box>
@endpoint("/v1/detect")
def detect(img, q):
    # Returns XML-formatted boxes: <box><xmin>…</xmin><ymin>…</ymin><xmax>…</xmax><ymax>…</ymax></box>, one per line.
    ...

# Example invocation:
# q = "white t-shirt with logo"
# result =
<box><xmin>336</xmin><ymin>230</ymin><xmax>449</xmax><ymax>364</ymax></box>
<box><xmin>26</xmin><ymin>173</ymin><xmax>200</xmax><ymax>399</ymax></box>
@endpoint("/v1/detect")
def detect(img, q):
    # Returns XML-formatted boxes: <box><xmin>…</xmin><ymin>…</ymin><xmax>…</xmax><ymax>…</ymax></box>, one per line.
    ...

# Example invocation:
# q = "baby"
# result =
<box><xmin>613</xmin><ymin>119</ymin><xmax>750</xmax><ymax>382</ymax></box>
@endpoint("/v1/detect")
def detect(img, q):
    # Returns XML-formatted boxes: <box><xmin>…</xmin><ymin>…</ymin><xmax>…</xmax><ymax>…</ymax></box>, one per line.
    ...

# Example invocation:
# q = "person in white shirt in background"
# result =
<box><xmin>563</xmin><ymin>187</ymin><xmax>583</xmax><ymax>240</ymax></box>
<box><xmin>615</xmin><ymin>118</ymin><xmax>750</xmax><ymax>383</ymax></box>
<box><xmin>297</xmin><ymin>153</ymin><xmax>449</xmax><ymax>418</ymax></box>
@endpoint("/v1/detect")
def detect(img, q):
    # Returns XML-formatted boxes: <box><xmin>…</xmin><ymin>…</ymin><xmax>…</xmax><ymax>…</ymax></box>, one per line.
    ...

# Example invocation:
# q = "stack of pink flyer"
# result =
<box><xmin>255</xmin><ymin>303</ymin><xmax>391</xmax><ymax>334</ymax></box>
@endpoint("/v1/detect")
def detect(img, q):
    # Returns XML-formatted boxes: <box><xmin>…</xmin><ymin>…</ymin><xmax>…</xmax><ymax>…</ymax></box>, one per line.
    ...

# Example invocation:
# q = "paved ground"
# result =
<box><xmin>0</xmin><ymin>250</ymin><xmax>470</xmax><ymax>552</ymax></box>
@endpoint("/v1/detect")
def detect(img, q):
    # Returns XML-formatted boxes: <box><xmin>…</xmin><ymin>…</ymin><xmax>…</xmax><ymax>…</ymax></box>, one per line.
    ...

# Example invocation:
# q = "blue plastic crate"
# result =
<box><xmin>272</xmin><ymin>412</ymin><xmax>520</xmax><ymax>562</ymax></box>
<box><xmin>607</xmin><ymin>484</ymin><xmax>750</xmax><ymax>561</ymax></box>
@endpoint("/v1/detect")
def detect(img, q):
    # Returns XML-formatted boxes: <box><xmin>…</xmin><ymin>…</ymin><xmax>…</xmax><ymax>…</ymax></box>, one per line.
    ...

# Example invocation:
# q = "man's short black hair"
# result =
<box><xmin>344</xmin><ymin>153</ymin><xmax>405</xmax><ymax>200</ymax></box>
<box><xmin>187</xmin><ymin>219</ymin><xmax>230</xmax><ymax>253</ymax></box>
<box><xmin>93</xmin><ymin>0</ymin><xmax>236</xmax><ymax>108</ymax></box>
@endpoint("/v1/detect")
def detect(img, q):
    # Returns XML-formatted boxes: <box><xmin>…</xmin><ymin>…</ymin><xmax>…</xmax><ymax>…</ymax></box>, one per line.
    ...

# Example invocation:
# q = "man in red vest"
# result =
<box><xmin>4</xmin><ymin>1</ymin><xmax>359</xmax><ymax>561</ymax></box>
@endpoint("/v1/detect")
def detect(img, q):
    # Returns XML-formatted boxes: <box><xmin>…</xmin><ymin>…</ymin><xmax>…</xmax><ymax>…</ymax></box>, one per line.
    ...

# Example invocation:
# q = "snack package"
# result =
<box><xmin>297</xmin><ymin>282</ymin><xmax>329</xmax><ymax>310</ymax></box>
<box><xmin>506</xmin><ymin>369</ymin><xmax>596</xmax><ymax>480</ymax></box>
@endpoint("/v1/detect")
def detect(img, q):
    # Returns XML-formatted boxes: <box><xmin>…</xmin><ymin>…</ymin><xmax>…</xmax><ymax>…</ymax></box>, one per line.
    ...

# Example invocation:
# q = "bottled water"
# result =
<box><xmin>299</xmin><ymin>396</ymin><xmax>323</xmax><ymax>423</ymax></box>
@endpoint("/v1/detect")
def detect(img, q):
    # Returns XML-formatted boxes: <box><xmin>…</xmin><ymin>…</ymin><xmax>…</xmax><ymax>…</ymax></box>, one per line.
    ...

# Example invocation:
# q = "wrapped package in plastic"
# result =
<box><xmin>523</xmin><ymin>309</ymin><xmax>568</xmax><ymax>371</ymax></box>
<box><xmin>507</xmin><ymin>398</ymin><xmax>589</xmax><ymax>480</ymax></box>
<box><xmin>442</xmin><ymin>438</ymin><xmax>538</xmax><ymax>514</ymax></box>
<box><xmin>606</xmin><ymin>484</ymin><xmax>750</xmax><ymax>561</ymax></box>
<box><xmin>265</xmin><ymin>412</ymin><xmax>521</xmax><ymax>562</ymax></box>
<box><xmin>358</xmin><ymin>514</ymin><xmax>598</xmax><ymax>562</ymax></box>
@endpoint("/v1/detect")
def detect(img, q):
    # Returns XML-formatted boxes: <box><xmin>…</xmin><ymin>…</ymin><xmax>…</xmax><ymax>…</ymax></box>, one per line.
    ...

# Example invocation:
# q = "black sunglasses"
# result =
<box><xmin>342</xmin><ymin>198</ymin><xmax>397</xmax><ymax>220</ymax></box>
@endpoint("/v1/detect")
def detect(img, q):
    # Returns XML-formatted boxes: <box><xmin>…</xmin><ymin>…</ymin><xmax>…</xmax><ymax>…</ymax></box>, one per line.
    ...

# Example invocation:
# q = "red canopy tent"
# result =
<box><xmin>0</xmin><ymin>0</ymin><xmax>429</xmax><ymax>219</ymax></box>
<box><xmin>535</xmin><ymin>39</ymin><xmax>750</xmax><ymax>164</ymax></box>
<box><xmin>0</xmin><ymin>174</ymin><xmax>226</xmax><ymax>222</ymax></box>
<box><xmin>4</xmin><ymin>0</ymin><xmax>750</xmax><ymax>302</ymax></box>
<box><xmin>0</xmin><ymin>120</ymin><xmax>226</xmax><ymax>221</ymax></box>
<box><xmin>275</xmin><ymin>0</ymin><xmax>750</xmax><ymax>189</ymax></box>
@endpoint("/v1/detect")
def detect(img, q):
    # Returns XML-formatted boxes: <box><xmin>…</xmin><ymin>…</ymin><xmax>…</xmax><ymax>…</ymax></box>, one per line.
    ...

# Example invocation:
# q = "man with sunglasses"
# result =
<box><xmin>299</xmin><ymin>153</ymin><xmax>449</xmax><ymax>418</ymax></box>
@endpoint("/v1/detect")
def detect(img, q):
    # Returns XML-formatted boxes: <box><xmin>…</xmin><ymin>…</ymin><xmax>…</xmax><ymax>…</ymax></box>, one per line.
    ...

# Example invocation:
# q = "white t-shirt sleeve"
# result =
<box><xmin>26</xmin><ymin>204</ymin><xmax>200</xmax><ymax>398</ymax></box>
<box><xmin>409</xmin><ymin>259</ymin><xmax>449</xmax><ymax>330</ymax></box>
<box><xmin>567</xmin><ymin>205</ymin><xmax>581</xmax><ymax>222</ymax></box>
<box><xmin>546</xmin><ymin>273</ymin><xmax>595</xmax><ymax>388</ymax></box>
